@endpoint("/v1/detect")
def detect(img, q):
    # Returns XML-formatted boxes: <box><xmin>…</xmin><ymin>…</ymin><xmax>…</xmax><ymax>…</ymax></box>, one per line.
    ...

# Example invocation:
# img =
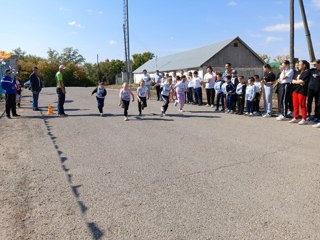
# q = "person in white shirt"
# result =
<box><xmin>153</xmin><ymin>70</ymin><xmax>162</xmax><ymax>101</ymax></box>
<box><xmin>203</xmin><ymin>66</ymin><xmax>216</xmax><ymax>107</ymax></box>
<box><xmin>192</xmin><ymin>71</ymin><xmax>203</xmax><ymax>105</ymax></box>
<box><xmin>154</xmin><ymin>77</ymin><xmax>173</xmax><ymax>117</ymax></box>
<box><xmin>253</xmin><ymin>75</ymin><xmax>262</xmax><ymax>115</ymax></box>
<box><xmin>174</xmin><ymin>75</ymin><xmax>188</xmax><ymax>112</ymax></box>
<box><xmin>136</xmin><ymin>80</ymin><xmax>148</xmax><ymax>116</ymax></box>
<box><xmin>119</xmin><ymin>82</ymin><xmax>135</xmax><ymax>121</ymax></box>
<box><xmin>276</xmin><ymin>60</ymin><xmax>294</xmax><ymax>121</ymax></box>
<box><xmin>142</xmin><ymin>69</ymin><xmax>152</xmax><ymax>100</ymax></box>
<box><xmin>214</xmin><ymin>73</ymin><xmax>225</xmax><ymax>111</ymax></box>
<box><xmin>187</xmin><ymin>72</ymin><xmax>194</xmax><ymax>104</ymax></box>
<box><xmin>245</xmin><ymin>77</ymin><xmax>256</xmax><ymax>116</ymax></box>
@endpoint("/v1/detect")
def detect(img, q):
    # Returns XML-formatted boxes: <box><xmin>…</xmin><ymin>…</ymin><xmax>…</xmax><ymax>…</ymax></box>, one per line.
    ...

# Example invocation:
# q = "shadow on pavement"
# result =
<box><xmin>42</xmin><ymin>114</ymin><xmax>104</xmax><ymax>240</ymax></box>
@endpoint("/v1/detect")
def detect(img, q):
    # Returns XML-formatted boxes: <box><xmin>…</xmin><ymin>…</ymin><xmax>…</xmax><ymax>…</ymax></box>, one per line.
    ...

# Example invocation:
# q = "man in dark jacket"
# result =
<box><xmin>0</xmin><ymin>69</ymin><xmax>19</xmax><ymax>118</ymax></box>
<box><xmin>29</xmin><ymin>66</ymin><xmax>42</xmax><ymax>111</ymax></box>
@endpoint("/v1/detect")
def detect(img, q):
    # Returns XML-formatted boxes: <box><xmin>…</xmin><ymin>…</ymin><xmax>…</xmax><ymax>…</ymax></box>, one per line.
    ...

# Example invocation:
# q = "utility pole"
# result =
<box><xmin>123</xmin><ymin>0</ymin><xmax>131</xmax><ymax>84</ymax></box>
<box><xmin>298</xmin><ymin>0</ymin><xmax>316</xmax><ymax>62</ymax></box>
<box><xmin>290</xmin><ymin>0</ymin><xmax>294</xmax><ymax>68</ymax></box>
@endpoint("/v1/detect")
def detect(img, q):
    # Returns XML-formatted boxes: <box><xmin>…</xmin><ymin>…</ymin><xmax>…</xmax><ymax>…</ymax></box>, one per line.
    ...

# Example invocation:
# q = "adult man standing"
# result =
<box><xmin>0</xmin><ymin>69</ymin><xmax>19</xmax><ymax>118</ymax></box>
<box><xmin>276</xmin><ymin>60</ymin><xmax>294</xmax><ymax>121</ymax></box>
<box><xmin>56</xmin><ymin>65</ymin><xmax>67</xmax><ymax>116</ymax></box>
<box><xmin>142</xmin><ymin>69</ymin><xmax>151</xmax><ymax>99</ymax></box>
<box><xmin>29</xmin><ymin>66</ymin><xmax>43</xmax><ymax>111</ymax></box>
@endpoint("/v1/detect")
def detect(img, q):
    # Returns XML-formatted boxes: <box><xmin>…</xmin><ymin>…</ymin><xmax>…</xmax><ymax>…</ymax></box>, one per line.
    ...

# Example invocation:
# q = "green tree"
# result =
<box><xmin>11</xmin><ymin>47</ymin><xmax>26</xmax><ymax>59</ymax></box>
<box><xmin>60</xmin><ymin>47</ymin><xmax>85</xmax><ymax>65</ymax></box>
<box><xmin>258</xmin><ymin>53</ymin><xmax>271</xmax><ymax>63</ymax></box>
<box><xmin>273</xmin><ymin>54</ymin><xmax>290</xmax><ymax>63</ymax></box>
<box><xmin>47</xmin><ymin>48</ymin><xmax>60</xmax><ymax>63</ymax></box>
<box><xmin>132</xmin><ymin>52</ymin><xmax>154</xmax><ymax>71</ymax></box>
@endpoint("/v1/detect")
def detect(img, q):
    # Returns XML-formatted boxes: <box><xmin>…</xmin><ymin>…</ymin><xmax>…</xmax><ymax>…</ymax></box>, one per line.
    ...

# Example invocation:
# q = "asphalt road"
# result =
<box><xmin>1</xmin><ymin>87</ymin><xmax>320</xmax><ymax>240</ymax></box>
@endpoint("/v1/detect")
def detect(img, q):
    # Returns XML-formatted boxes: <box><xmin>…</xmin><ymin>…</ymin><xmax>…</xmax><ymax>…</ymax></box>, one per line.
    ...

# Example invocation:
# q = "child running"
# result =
<box><xmin>154</xmin><ymin>77</ymin><xmax>173</xmax><ymax>117</ymax></box>
<box><xmin>119</xmin><ymin>82</ymin><xmax>135</xmax><ymax>121</ymax></box>
<box><xmin>136</xmin><ymin>80</ymin><xmax>148</xmax><ymax>116</ymax></box>
<box><xmin>174</xmin><ymin>75</ymin><xmax>188</xmax><ymax>112</ymax></box>
<box><xmin>91</xmin><ymin>82</ymin><xmax>107</xmax><ymax>116</ymax></box>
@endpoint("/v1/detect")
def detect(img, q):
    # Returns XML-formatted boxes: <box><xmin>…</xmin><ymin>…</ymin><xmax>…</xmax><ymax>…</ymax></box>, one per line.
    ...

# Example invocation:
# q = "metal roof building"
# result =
<box><xmin>133</xmin><ymin>36</ymin><xmax>265</xmax><ymax>82</ymax></box>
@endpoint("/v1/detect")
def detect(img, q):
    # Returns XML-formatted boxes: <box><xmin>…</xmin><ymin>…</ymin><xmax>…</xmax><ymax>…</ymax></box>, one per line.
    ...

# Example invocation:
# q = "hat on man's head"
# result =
<box><xmin>5</xmin><ymin>68</ymin><xmax>11</xmax><ymax>74</ymax></box>
<box><xmin>311</xmin><ymin>59</ymin><xmax>320</xmax><ymax>64</ymax></box>
<box><xmin>59</xmin><ymin>65</ymin><xmax>66</xmax><ymax>70</ymax></box>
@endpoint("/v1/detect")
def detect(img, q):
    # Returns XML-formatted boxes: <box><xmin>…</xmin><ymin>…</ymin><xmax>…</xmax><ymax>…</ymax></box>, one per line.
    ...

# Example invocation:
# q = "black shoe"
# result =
<box><xmin>58</xmin><ymin>113</ymin><xmax>68</xmax><ymax>117</ymax></box>
<box><xmin>33</xmin><ymin>108</ymin><xmax>40</xmax><ymax>111</ymax></box>
<box><xmin>13</xmin><ymin>114</ymin><xmax>21</xmax><ymax>117</ymax></box>
<box><xmin>6</xmin><ymin>115</ymin><xmax>12</xmax><ymax>119</ymax></box>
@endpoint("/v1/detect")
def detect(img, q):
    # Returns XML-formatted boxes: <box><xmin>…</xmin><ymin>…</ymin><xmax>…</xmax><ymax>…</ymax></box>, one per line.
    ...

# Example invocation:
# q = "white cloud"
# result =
<box><xmin>87</xmin><ymin>9</ymin><xmax>94</xmax><ymax>13</ymax></box>
<box><xmin>58</xmin><ymin>7</ymin><xmax>67</xmax><ymax>12</ymax></box>
<box><xmin>266</xmin><ymin>36</ymin><xmax>283</xmax><ymax>43</ymax></box>
<box><xmin>227</xmin><ymin>1</ymin><xmax>237</xmax><ymax>7</ymax></box>
<box><xmin>68</xmin><ymin>21</ymin><xmax>85</xmax><ymax>29</ymax></box>
<box><xmin>263</xmin><ymin>21</ymin><xmax>305</xmax><ymax>32</ymax></box>
<box><xmin>109</xmin><ymin>40</ymin><xmax>117</xmax><ymax>45</ymax></box>
<box><xmin>312</xmin><ymin>0</ymin><xmax>320</xmax><ymax>9</ymax></box>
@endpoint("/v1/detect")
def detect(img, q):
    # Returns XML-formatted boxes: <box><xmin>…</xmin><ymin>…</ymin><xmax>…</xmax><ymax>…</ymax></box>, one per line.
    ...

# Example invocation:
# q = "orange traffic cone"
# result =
<box><xmin>47</xmin><ymin>104</ymin><xmax>55</xmax><ymax>115</ymax></box>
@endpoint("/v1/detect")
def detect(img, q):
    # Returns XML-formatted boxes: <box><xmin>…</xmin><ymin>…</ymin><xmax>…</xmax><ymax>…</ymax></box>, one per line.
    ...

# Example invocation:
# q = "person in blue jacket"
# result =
<box><xmin>1</xmin><ymin>69</ymin><xmax>19</xmax><ymax>118</ymax></box>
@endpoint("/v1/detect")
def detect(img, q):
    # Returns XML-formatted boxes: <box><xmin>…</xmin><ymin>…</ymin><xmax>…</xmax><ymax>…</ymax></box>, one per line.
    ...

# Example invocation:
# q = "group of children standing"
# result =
<box><xmin>90</xmin><ymin>60</ymin><xmax>320</xmax><ymax>128</ymax></box>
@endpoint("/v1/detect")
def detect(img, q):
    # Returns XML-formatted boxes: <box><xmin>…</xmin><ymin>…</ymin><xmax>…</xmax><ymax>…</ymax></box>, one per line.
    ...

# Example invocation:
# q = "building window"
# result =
<box><xmin>233</xmin><ymin>42</ymin><xmax>238</xmax><ymax>47</ymax></box>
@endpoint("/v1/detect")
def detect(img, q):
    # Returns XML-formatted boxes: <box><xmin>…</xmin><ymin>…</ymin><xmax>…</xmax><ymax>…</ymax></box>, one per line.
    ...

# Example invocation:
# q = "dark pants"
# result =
<box><xmin>307</xmin><ymin>88</ymin><xmax>320</xmax><ymax>119</ymax></box>
<box><xmin>122</xmin><ymin>100</ymin><xmax>130</xmax><ymax>117</ymax></box>
<box><xmin>162</xmin><ymin>95</ymin><xmax>169</xmax><ymax>113</ymax></box>
<box><xmin>138</xmin><ymin>96</ymin><xmax>147</xmax><ymax>113</ymax></box>
<box><xmin>288</xmin><ymin>84</ymin><xmax>293</xmax><ymax>112</ymax></box>
<box><xmin>216</xmin><ymin>92</ymin><xmax>225</xmax><ymax>110</ymax></box>
<box><xmin>227</xmin><ymin>94</ymin><xmax>234</xmax><ymax>111</ymax></box>
<box><xmin>57</xmin><ymin>88</ymin><xmax>65</xmax><ymax>115</ymax></box>
<box><xmin>32</xmin><ymin>91</ymin><xmax>40</xmax><ymax>110</ymax></box>
<box><xmin>253</xmin><ymin>92</ymin><xmax>260</xmax><ymax>113</ymax></box>
<box><xmin>206</xmin><ymin>88</ymin><xmax>215</xmax><ymax>105</ymax></box>
<box><xmin>96</xmin><ymin>97</ymin><xmax>105</xmax><ymax>113</ymax></box>
<box><xmin>194</xmin><ymin>87</ymin><xmax>202</xmax><ymax>105</ymax></box>
<box><xmin>246</xmin><ymin>100</ymin><xmax>254</xmax><ymax>113</ymax></box>
<box><xmin>155</xmin><ymin>85</ymin><xmax>161</xmax><ymax>101</ymax></box>
<box><xmin>5</xmin><ymin>94</ymin><xmax>17</xmax><ymax>117</ymax></box>
<box><xmin>187</xmin><ymin>87</ymin><xmax>194</xmax><ymax>103</ymax></box>
<box><xmin>237</xmin><ymin>95</ymin><xmax>245</xmax><ymax>114</ymax></box>
<box><xmin>278</xmin><ymin>83</ymin><xmax>290</xmax><ymax>116</ymax></box>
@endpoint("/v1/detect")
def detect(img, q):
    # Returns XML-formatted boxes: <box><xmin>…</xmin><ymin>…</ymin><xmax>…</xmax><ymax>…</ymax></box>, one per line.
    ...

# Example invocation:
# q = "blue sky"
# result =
<box><xmin>1</xmin><ymin>0</ymin><xmax>319</xmax><ymax>63</ymax></box>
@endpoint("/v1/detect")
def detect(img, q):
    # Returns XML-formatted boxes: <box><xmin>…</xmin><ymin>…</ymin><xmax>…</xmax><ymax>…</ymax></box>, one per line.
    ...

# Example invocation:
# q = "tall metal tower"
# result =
<box><xmin>290</xmin><ymin>0</ymin><xmax>315</xmax><ymax>68</ymax></box>
<box><xmin>123</xmin><ymin>0</ymin><xmax>131</xmax><ymax>83</ymax></box>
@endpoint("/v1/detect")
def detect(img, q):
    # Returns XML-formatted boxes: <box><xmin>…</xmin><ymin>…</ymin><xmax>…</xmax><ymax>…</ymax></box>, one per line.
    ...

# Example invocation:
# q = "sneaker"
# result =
<box><xmin>276</xmin><ymin>115</ymin><xmax>285</xmax><ymax>121</ymax></box>
<box><xmin>221</xmin><ymin>108</ymin><xmax>225</xmax><ymax>112</ymax></box>
<box><xmin>262</xmin><ymin>114</ymin><xmax>271</xmax><ymax>118</ymax></box>
<box><xmin>211</xmin><ymin>105</ymin><xmax>214</xmax><ymax>108</ymax></box>
<box><xmin>13</xmin><ymin>114</ymin><xmax>21</xmax><ymax>117</ymax></box>
<box><xmin>205</xmin><ymin>104</ymin><xmax>210</xmax><ymax>107</ymax></box>
<box><xmin>226</xmin><ymin>110</ymin><xmax>230</xmax><ymax>114</ymax></box>
<box><xmin>230</xmin><ymin>110</ymin><xmax>234</xmax><ymax>114</ymax></box>
<box><xmin>214</xmin><ymin>108</ymin><xmax>219</xmax><ymax>112</ymax></box>
<box><xmin>298</xmin><ymin>119</ymin><xmax>308</xmax><ymax>125</ymax></box>
<box><xmin>289</xmin><ymin>118</ymin><xmax>298</xmax><ymax>123</ymax></box>
<box><xmin>100</xmin><ymin>113</ymin><xmax>103</xmax><ymax>117</ymax></box>
<box><xmin>161</xmin><ymin>107</ymin><xmax>164</xmax><ymax>112</ymax></box>
<box><xmin>312</xmin><ymin>123</ymin><xmax>320</xmax><ymax>128</ymax></box>
<box><xmin>249</xmin><ymin>113</ymin><xmax>253</xmax><ymax>116</ymax></box>
<box><xmin>124</xmin><ymin>117</ymin><xmax>128</xmax><ymax>121</ymax></box>
<box><xmin>174</xmin><ymin>101</ymin><xmax>178</xmax><ymax>107</ymax></box>
<box><xmin>287</xmin><ymin>111</ymin><xmax>294</xmax><ymax>118</ymax></box>
<box><xmin>179</xmin><ymin>109</ymin><xmax>184</xmax><ymax>112</ymax></box>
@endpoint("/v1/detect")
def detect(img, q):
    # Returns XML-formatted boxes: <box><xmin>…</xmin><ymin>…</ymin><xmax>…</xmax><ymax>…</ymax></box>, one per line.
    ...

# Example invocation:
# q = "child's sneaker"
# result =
<box><xmin>289</xmin><ymin>118</ymin><xmax>298</xmax><ymax>123</ymax></box>
<box><xmin>124</xmin><ymin>117</ymin><xmax>128</xmax><ymax>121</ymax></box>
<box><xmin>174</xmin><ymin>101</ymin><xmax>178</xmax><ymax>107</ymax></box>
